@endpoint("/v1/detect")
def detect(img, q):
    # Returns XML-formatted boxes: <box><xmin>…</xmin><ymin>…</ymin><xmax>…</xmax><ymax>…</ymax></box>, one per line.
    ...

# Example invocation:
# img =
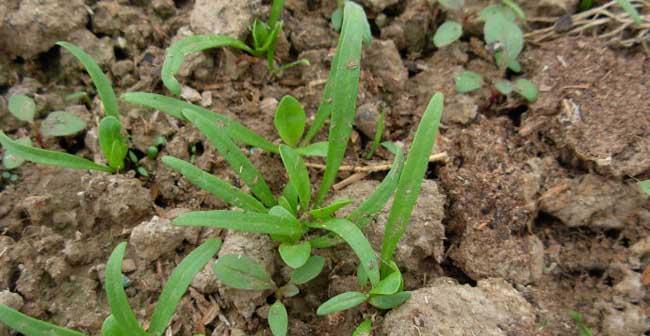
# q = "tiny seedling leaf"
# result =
<box><xmin>479</xmin><ymin>4</ymin><xmax>517</xmax><ymax>22</ymax></box>
<box><xmin>317</xmin><ymin>219</ymin><xmax>380</xmax><ymax>287</ymax></box>
<box><xmin>98</xmin><ymin>116</ymin><xmax>128</xmax><ymax>171</ymax></box>
<box><xmin>268</xmin><ymin>301</ymin><xmax>288</xmax><ymax>336</ymax></box>
<box><xmin>162</xmin><ymin>35</ymin><xmax>253</xmax><ymax>95</ymax></box>
<box><xmin>357</xmin><ymin>262</ymin><xmax>369</xmax><ymax>287</ymax></box>
<box><xmin>639</xmin><ymin>180</ymin><xmax>650</xmax><ymax>195</ymax></box>
<box><xmin>8</xmin><ymin>94</ymin><xmax>35</xmax><ymax>123</ymax></box>
<box><xmin>352</xmin><ymin>319</ymin><xmax>372</xmax><ymax>336</ymax></box>
<box><xmin>274</xmin><ymin>96</ymin><xmax>306</xmax><ymax>147</ymax></box>
<box><xmin>279</xmin><ymin>241</ymin><xmax>312</xmax><ymax>269</ymax></box>
<box><xmin>484</xmin><ymin>12</ymin><xmax>524</xmax><ymax>69</ymax></box>
<box><xmin>439</xmin><ymin>0</ymin><xmax>464</xmax><ymax>10</ymax></box>
<box><xmin>40</xmin><ymin>111</ymin><xmax>87</xmax><ymax>137</ymax></box>
<box><xmin>615</xmin><ymin>0</ymin><xmax>642</xmax><ymax>26</ymax></box>
<box><xmin>331</xmin><ymin>8</ymin><xmax>343</xmax><ymax>31</ymax></box>
<box><xmin>276</xmin><ymin>283</ymin><xmax>300</xmax><ymax>298</ymax></box>
<box><xmin>316</xmin><ymin>291</ymin><xmax>368</xmax><ymax>315</ymax></box>
<box><xmin>501</xmin><ymin>0</ymin><xmax>526</xmax><ymax>19</ymax></box>
<box><xmin>268</xmin><ymin>0</ymin><xmax>285</xmax><ymax>29</ymax></box>
<box><xmin>380</xmin><ymin>93</ymin><xmax>443</xmax><ymax>275</ymax></box>
<box><xmin>315</xmin><ymin>2</ymin><xmax>369</xmax><ymax>205</ymax></box>
<box><xmin>105</xmin><ymin>243</ymin><xmax>147</xmax><ymax>336</ymax></box>
<box><xmin>121</xmin><ymin>92</ymin><xmax>277</xmax><ymax>153</ymax></box>
<box><xmin>173</xmin><ymin>210</ymin><xmax>303</xmax><ymax>238</ymax></box>
<box><xmin>368</xmin><ymin>291</ymin><xmax>411</xmax><ymax>309</ymax></box>
<box><xmin>494</xmin><ymin>79</ymin><xmax>514</xmax><ymax>95</ymax></box>
<box><xmin>455</xmin><ymin>71</ymin><xmax>483</xmax><ymax>93</ymax></box>
<box><xmin>162</xmin><ymin>156</ymin><xmax>266</xmax><ymax>213</ymax></box>
<box><xmin>279</xmin><ymin>145</ymin><xmax>311</xmax><ymax>211</ymax></box>
<box><xmin>252</xmin><ymin>19</ymin><xmax>270</xmax><ymax>50</ymax></box>
<box><xmin>296</xmin><ymin>141</ymin><xmax>329</xmax><ymax>157</ymax></box>
<box><xmin>183</xmin><ymin>108</ymin><xmax>276</xmax><ymax>207</ymax></box>
<box><xmin>290</xmin><ymin>255</ymin><xmax>325</xmax><ymax>284</ymax></box>
<box><xmin>365</xmin><ymin>108</ymin><xmax>385</xmax><ymax>159</ymax></box>
<box><xmin>213</xmin><ymin>254</ymin><xmax>275</xmax><ymax>290</ymax></box>
<box><xmin>0</xmin><ymin>131</ymin><xmax>112</xmax><ymax>172</ymax></box>
<box><xmin>513</xmin><ymin>79</ymin><xmax>539</xmax><ymax>102</ymax></box>
<box><xmin>57</xmin><ymin>42</ymin><xmax>119</xmax><ymax>118</ymax></box>
<box><xmin>433</xmin><ymin>21</ymin><xmax>463</xmax><ymax>47</ymax></box>
<box><xmin>148</xmin><ymin>239</ymin><xmax>222</xmax><ymax>336</ymax></box>
<box><xmin>2</xmin><ymin>137</ymin><xmax>31</xmax><ymax>170</ymax></box>
<box><xmin>309</xmin><ymin>198</ymin><xmax>353</xmax><ymax>219</ymax></box>
<box><xmin>369</xmin><ymin>270</ymin><xmax>402</xmax><ymax>295</ymax></box>
<box><xmin>0</xmin><ymin>304</ymin><xmax>87</xmax><ymax>336</ymax></box>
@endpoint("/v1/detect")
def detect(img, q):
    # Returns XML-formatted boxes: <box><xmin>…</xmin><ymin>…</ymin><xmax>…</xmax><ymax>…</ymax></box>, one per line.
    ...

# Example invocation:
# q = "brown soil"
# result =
<box><xmin>1</xmin><ymin>1</ymin><xmax>649</xmax><ymax>335</ymax></box>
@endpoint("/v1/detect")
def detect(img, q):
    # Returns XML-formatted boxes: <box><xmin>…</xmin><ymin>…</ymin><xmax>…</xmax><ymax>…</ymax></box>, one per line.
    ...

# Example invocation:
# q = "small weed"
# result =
<box><xmin>569</xmin><ymin>310</ymin><xmax>594</xmax><ymax>336</ymax></box>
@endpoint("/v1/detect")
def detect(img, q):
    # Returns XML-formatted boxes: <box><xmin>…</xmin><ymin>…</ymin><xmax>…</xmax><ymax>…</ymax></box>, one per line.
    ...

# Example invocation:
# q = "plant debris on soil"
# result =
<box><xmin>0</xmin><ymin>0</ymin><xmax>649</xmax><ymax>335</ymax></box>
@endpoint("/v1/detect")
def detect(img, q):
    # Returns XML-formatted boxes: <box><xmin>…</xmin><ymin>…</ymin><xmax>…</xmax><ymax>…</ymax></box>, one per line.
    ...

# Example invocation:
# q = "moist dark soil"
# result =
<box><xmin>0</xmin><ymin>1</ymin><xmax>648</xmax><ymax>335</ymax></box>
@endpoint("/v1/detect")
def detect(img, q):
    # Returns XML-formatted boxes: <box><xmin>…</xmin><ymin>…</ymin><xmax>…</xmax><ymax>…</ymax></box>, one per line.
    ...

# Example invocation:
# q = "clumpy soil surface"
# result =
<box><xmin>0</xmin><ymin>0</ymin><xmax>649</xmax><ymax>335</ymax></box>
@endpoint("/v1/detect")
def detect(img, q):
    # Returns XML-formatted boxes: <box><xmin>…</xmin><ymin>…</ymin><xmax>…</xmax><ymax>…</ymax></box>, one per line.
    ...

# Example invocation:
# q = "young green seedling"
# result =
<box><xmin>0</xmin><ymin>42</ymin><xmax>129</xmax><ymax>173</ymax></box>
<box><xmin>0</xmin><ymin>239</ymin><xmax>222</xmax><ymax>336</ymax></box>
<box><xmin>161</xmin><ymin>0</ymin><xmax>308</xmax><ymax>96</ymax></box>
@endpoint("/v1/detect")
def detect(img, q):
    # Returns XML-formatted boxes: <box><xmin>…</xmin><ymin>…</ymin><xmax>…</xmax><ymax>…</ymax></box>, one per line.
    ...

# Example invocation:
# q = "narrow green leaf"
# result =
<box><xmin>380</xmin><ymin>93</ymin><xmax>444</xmax><ymax>275</ymax></box>
<box><xmin>433</xmin><ymin>21</ymin><xmax>463</xmax><ymax>47</ymax></box>
<box><xmin>494</xmin><ymin>79</ymin><xmax>513</xmax><ymax>95</ymax></box>
<box><xmin>484</xmin><ymin>12</ymin><xmax>524</xmax><ymax>68</ymax></box>
<box><xmin>296</xmin><ymin>141</ymin><xmax>329</xmax><ymax>157</ymax></box>
<box><xmin>105</xmin><ymin>243</ymin><xmax>147</xmax><ymax>336</ymax></box>
<box><xmin>352</xmin><ymin>319</ymin><xmax>372</xmax><ymax>336</ymax></box>
<box><xmin>501</xmin><ymin>0</ymin><xmax>526</xmax><ymax>19</ymax></box>
<box><xmin>0</xmin><ymin>304</ymin><xmax>87</xmax><ymax>336</ymax></box>
<box><xmin>279</xmin><ymin>145</ymin><xmax>311</xmax><ymax>211</ymax></box>
<box><xmin>317</xmin><ymin>219</ymin><xmax>379</xmax><ymax>286</ymax></box>
<box><xmin>316</xmin><ymin>291</ymin><xmax>368</xmax><ymax>316</ymax></box>
<box><xmin>349</xmin><ymin>142</ymin><xmax>404</xmax><ymax>227</ymax></box>
<box><xmin>161</xmin><ymin>35</ymin><xmax>254</xmax><ymax>95</ymax></box>
<box><xmin>309</xmin><ymin>198</ymin><xmax>353</xmax><ymax>219</ymax></box>
<box><xmin>513</xmin><ymin>79</ymin><xmax>539</xmax><ymax>102</ymax></box>
<box><xmin>369</xmin><ymin>270</ymin><xmax>401</xmax><ymax>295</ymax></box>
<box><xmin>2</xmin><ymin>137</ymin><xmax>31</xmax><ymax>169</ymax></box>
<box><xmin>252</xmin><ymin>19</ymin><xmax>270</xmax><ymax>50</ymax></box>
<box><xmin>455</xmin><ymin>71</ymin><xmax>483</xmax><ymax>93</ymax></box>
<box><xmin>439</xmin><ymin>0</ymin><xmax>464</xmax><ymax>10</ymax></box>
<box><xmin>121</xmin><ymin>92</ymin><xmax>277</xmax><ymax>153</ymax></box>
<box><xmin>98</xmin><ymin>116</ymin><xmax>128</xmax><ymax>171</ymax></box>
<box><xmin>368</xmin><ymin>291</ymin><xmax>411</xmax><ymax>310</ymax></box>
<box><xmin>268</xmin><ymin>205</ymin><xmax>302</xmax><ymax>243</ymax></box>
<box><xmin>8</xmin><ymin>94</ymin><xmax>35</xmax><ymax>123</ymax></box>
<box><xmin>0</xmin><ymin>131</ymin><xmax>112</xmax><ymax>172</ymax></box>
<box><xmin>290</xmin><ymin>255</ymin><xmax>325</xmax><ymax>284</ymax></box>
<box><xmin>40</xmin><ymin>111</ymin><xmax>87</xmax><ymax>137</ymax></box>
<box><xmin>268</xmin><ymin>0</ymin><xmax>285</xmax><ymax>28</ymax></box>
<box><xmin>148</xmin><ymin>239</ymin><xmax>221</xmax><ymax>336</ymax></box>
<box><xmin>57</xmin><ymin>42</ymin><xmax>119</xmax><ymax>118</ymax></box>
<box><xmin>101</xmin><ymin>315</ymin><xmax>127</xmax><ymax>336</ymax></box>
<box><xmin>315</xmin><ymin>2</ymin><xmax>369</xmax><ymax>205</ymax></box>
<box><xmin>173</xmin><ymin>210</ymin><xmax>303</xmax><ymax>238</ymax></box>
<box><xmin>579</xmin><ymin>0</ymin><xmax>594</xmax><ymax>10</ymax></box>
<box><xmin>279</xmin><ymin>241</ymin><xmax>311</xmax><ymax>269</ymax></box>
<box><xmin>268</xmin><ymin>301</ymin><xmax>288</xmax><ymax>336</ymax></box>
<box><xmin>639</xmin><ymin>180</ymin><xmax>650</xmax><ymax>195</ymax></box>
<box><xmin>331</xmin><ymin>8</ymin><xmax>343</xmax><ymax>31</ymax></box>
<box><xmin>615</xmin><ymin>0</ymin><xmax>642</xmax><ymax>26</ymax></box>
<box><xmin>274</xmin><ymin>96</ymin><xmax>306</xmax><ymax>147</ymax></box>
<box><xmin>356</xmin><ymin>262</ymin><xmax>368</xmax><ymax>288</ymax></box>
<box><xmin>213</xmin><ymin>254</ymin><xmax>275</xmax><ymax>290</ymax></box>
<box><xmin>183</xmin><ymin>108</ymin><xmax>276</xmax><ymax>207</ymax></box>
<box><xmin>162</xmin><ymin>156</ymin><xmax>266</xmax><ymax>213</ymax></box>
<box><xmin>365</xmin><ymin>108</ymin><xmax>384</xmax><ymax>159</ymax></box>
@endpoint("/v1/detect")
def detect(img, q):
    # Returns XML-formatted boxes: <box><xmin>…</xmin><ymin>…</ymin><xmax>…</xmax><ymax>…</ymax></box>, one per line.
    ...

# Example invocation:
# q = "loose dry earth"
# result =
<box><xmin>0</xmin><ymin>0</ymin><xmax>648</xmax><ymax>335</ymax></box>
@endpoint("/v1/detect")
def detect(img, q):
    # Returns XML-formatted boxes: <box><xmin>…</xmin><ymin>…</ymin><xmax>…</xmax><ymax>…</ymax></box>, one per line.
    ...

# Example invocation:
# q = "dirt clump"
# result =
<box><xmin>382</xmin><ymin>277</ymin><xmax>536</xmax><ymax>335</ymax></box>
<box><xmin>190</xmin><ymin>0</ymin><xmax>261</xmax><ymax>39</ymax></box>
<box><xmin>129</xmin><ymin>216</ymin><xmax>200</xmax><ymax>261</ymax></box>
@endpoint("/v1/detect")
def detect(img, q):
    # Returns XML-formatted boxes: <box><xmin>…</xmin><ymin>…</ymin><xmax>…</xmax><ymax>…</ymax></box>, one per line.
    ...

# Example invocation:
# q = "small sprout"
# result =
<box><xmin>639</xmin><ymin>180</ymin><xmax>650</xmax><ymax>195</ymax></box>
<box><xmin>513</xmin><ymin>79</ymin><xmax>539</xmax><ymax>102</ymax></box>
<box><xmin>494</xmin><ymin>79</ymin><xmax>514</xmax><ymax>95</ymax></box>
<box><xmin>274</xmin><ymin>95</ymin><xmax>306</xmax><ymax>147</ymax></box>
<box><xmin>276</xmin><ymin>283</ymin><xmax>300</xmax><ymax>298</ymax></box>
<box><xmin>483</xmin><ymin>10</ymin><xmax>524</xmax><ymax>69</ymax></box>
<box><xmin>369</xmin><ymin>270</ymin><xmax>402</xmax><ymax>296</ymax></box>
<box><xmin>455</xmin><ymin>71</ymin><xmax>483</xmax><ymax>93</ymax></box>
<box><xmin>99</xmin><ymin>116</ymin><xmax>128</xmax><ymax>171</ymax></box>
<box><xmin>352</xmin><ymin>319</ymin><xmax>372</xmax><ymax>336</ymax></box>
<box><xmin>136</xmin><ymin>166</ymin><xmax>149</xmax><ymax>177</ymax></box>
<box><xmin>569</xmin><ymin>310</ymin><xmax>593</xmax><ymax>336</ymax></box>
<box><xmin>433</xmin><ymin>21</ymin><xmax>463</xmax><ymax>47</ymax></box>
<box><xmin>40</xmin><ymin>111</ymin><xmax>87</xmax><ymax>137</ymax></box>
<box><xmin>316</xmin><ymin>291</ymin><xmax>368</xmax><ymax>316</ymax></box>
<box><xmin>8</xmin><ymin>94</ymin><xmax>36</xmax><ymax>123</ymax></box>
<box><xmin>290</xmin><ymin>255</ymin><xmax>325</xmax><ymax>284</ymax></box>
<box><xmin>278</xmin><ymin>241</ymin><xmax>312</xmax><ymax>269</ymax></box>
<box><xmin>146</xmin><ymin>146</ymin><xmax>159</xmax><ymax>159</ymax></box>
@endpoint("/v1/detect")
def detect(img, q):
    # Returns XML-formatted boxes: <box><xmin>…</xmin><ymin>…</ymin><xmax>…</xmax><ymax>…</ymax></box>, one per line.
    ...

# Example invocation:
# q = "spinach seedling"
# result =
<box><xmin>0</xmin><ymin>42</ymin><xmax>128</xmax><ymax>173</ymax></box>
<box><xmin>161</xmin><ymin>0</ymin><xmax>308</xmax><ymax>96</ymax></box>
<box><xmin>0</xmin><ymin>239</ymin><xmax>222</xmax><ymax>336</ymax></box>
